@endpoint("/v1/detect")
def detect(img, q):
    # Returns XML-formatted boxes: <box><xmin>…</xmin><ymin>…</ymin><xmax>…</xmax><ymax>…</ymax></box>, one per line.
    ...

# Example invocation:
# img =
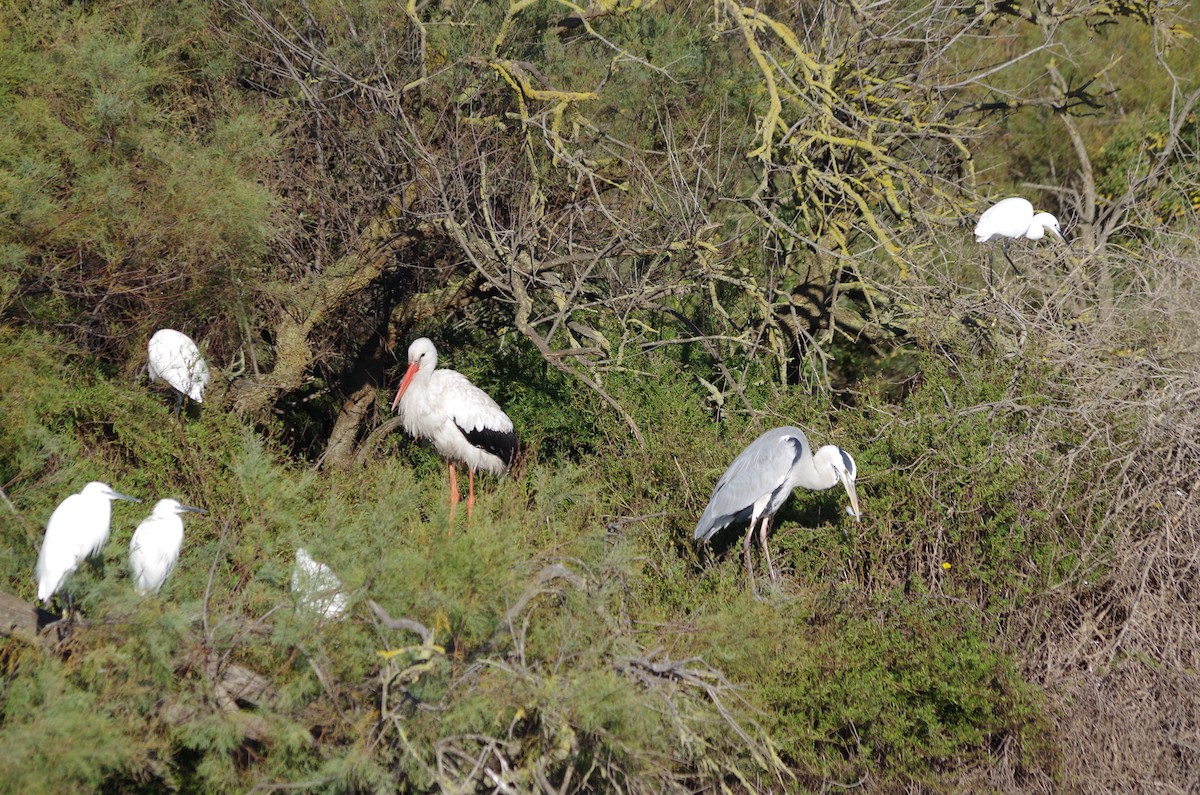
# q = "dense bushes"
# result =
<box><xmin>0</xmin><ymin>317</ymin><xmax>1173</xmax><ymax>791</ymax></box>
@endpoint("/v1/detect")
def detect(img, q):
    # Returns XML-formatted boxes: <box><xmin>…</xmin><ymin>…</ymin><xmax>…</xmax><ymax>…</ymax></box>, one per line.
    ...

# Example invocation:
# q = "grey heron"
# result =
<box><xmin>693</xmin><ymin>426</ymin><xmax>861</xmax><ymax>584</ymax></box>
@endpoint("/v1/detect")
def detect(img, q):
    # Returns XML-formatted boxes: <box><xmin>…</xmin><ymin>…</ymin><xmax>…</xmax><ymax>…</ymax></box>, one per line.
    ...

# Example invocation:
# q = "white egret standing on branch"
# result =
<box><xmin>36</xmin><ymin>481</ymin><xmax>142</xmax><ymax>603</ymax></box>
<box><xmin>148</xmin><ymin>329</ymin><xmax>210</xmax><ymax>415</ymax></box>
<box><xmin>694</xmin><ymin>427</ymin><xmax>861</xmax><ymax>586</ymax></box>
<box><xmin>391</xmin><ymin>337</ymin><xmax>519</xmax><ymax>521</ymax></box>
<box><xmin>129</xmin><ymin>498</ymin><xmax>205</xmax><ymax>595</ymax></box>
<box><xmin>974</xmin><ymin>196</ymin><xmax>1069</xmax><ymax>277</ymax></box>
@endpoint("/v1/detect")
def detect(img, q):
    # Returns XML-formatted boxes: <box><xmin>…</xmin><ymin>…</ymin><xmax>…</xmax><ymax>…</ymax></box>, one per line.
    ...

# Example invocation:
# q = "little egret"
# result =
<box><xmin>148</xmin><ymin>329</ymin><xmax>210</xmax><ymax>414</ymax></box>
<box><xmin>292</xmin><ymin>548</ymin><xmax>348</xmax><ymax>619</ymax></box>
<box><xmin>129</xmin><ymin>499</ymin><xmax>204</xmax><ymax>595</ymax></box>
<box><xmin>974</xmin><ymin>196</ymin><xmax>1068</xmax><ymax>277</ymax></box>
<box><xmin>36</xmin><ymin>481</ymin><xmax>142</xmax><ymax>603</ymax></box>
<box><xmin>694</xmin><ymin>427</ymin><xmax>861</xmax><ymax>585</ymax></box>
<box><xmin>392</xmin><ymin>337</ymin><xmax>519</xmax><ymax>521</ymax></box>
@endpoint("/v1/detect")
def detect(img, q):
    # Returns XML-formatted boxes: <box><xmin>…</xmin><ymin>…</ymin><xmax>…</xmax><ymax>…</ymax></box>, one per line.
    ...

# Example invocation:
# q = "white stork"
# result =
<box><xmin>391</xmin><ymin>337</ymin><xmax>519</xmax><ymax>520</ymax></box>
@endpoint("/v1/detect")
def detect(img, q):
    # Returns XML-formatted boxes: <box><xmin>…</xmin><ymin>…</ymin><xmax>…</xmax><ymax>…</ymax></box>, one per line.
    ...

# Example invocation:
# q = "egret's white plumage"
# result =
<box><xmin>973</xmin><ymin>197</ymin><xmax>1067</xmax><ymax>275</ymax></box>
<box><xmin>694</xmin><ymin>427</ymin><xmax>861</xmax><ymax>584</ymax></box>
<box><xmin>35</xmin><ymin>481</ymin><xmax>142</xmax><ymax>602</ymax></box>
<box><xmin>391</xmin><ymin>337</ymin><xmax>519</xmax><ymax>519</ymax></box>
<box><xmin>129</xmin><ymin>499</ymin><xmax>203</xmax><ymax>595</ymax></box>
<box><xmin>291</xmin><ymin>548</ymin><xmax>348</xmax><ymax>619</ymax></box>
<box><xmin>148</xmin><ymin>329</ymin><xmax>210</xmax><ymax>405</ymax></box>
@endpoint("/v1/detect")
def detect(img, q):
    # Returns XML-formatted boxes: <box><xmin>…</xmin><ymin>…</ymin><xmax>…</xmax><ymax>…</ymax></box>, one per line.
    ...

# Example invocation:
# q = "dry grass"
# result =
<box><xmin>904</xmin><ymin>228</ymin><xmax>1200</xmax><ymax>792</ymax></box>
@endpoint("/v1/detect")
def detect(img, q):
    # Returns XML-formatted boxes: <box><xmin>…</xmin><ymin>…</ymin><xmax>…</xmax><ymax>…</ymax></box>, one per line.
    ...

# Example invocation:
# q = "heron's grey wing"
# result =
<box><xmin>693</xmin><ymin>430</ymin><xmax>804</xmax><ymax>542</ymax></box>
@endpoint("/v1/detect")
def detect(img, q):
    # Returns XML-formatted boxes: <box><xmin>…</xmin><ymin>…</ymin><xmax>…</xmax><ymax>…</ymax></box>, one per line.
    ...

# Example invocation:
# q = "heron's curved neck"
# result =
<box><xmin>797</xmin><ymin>445</ymin><xmax>842</xmax><ymax>491</ymax></box>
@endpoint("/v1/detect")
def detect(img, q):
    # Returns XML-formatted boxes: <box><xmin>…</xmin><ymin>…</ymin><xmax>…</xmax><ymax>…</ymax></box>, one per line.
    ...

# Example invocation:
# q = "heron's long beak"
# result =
<box><xmin>841</xmin><ymin>474</ymin><xmax>862</xmax><ymax>522</ymax></box>
<box><xmin>179</xmin><ymin>505</ymin><xmax>206</xmax><ymax>514</ymax></box>
<box><xmin>391</xmin><ymin>362</ymin><xmax>419</xmax><ymax>412</ymax></box>
<box><xmin>108</xmin><ymin>489</ymin><xmax>142</xmax><ymax>503</ymax></box>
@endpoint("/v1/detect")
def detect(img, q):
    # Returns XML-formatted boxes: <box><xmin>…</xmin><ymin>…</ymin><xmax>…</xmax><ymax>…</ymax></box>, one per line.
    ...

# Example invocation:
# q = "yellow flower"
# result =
<box><xmin>941</xmin><ymin>562</ymin><xmax>952</xmax><ymax>570</ymax></box>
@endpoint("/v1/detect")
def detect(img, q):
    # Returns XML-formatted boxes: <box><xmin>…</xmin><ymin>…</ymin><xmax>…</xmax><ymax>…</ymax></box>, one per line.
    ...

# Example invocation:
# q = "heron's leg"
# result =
<box><xmin>448</xmin><ymin>464</ymin><xmax>459</xmax><ymax>524</ymax></box>
<box><xmin>173</xmin><ymin>390</ymin><xmax>184</xmax><ymax>418</ymax></box>
<box><xmin>758</xmin><ymin>515</ymin><xmax>777</xmax><ymax>582</ymax></box>
<box><xmin>1002</xmin><ymin>238</ymin><xmax>1023</xmax><ymax>277</ymax></box>
<box><xmin>743</xmin><ymin>520</ymin><xmax>756</xmax><ymax>587</ymax></box>
<box><xmin>466</xmin><ymin>467</ymin><xmax>476</xmax><ymax>519</ymax></box>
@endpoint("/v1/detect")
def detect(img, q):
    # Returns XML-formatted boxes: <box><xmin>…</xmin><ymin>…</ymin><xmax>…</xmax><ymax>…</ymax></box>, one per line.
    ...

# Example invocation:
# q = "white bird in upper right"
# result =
<box><xmin>129</xmin><ymin>498</ymin><xmax>204</xmax><ymax>595</ymax></box>
<box><xmin>974</xmin><ymin>196</ymin><xmax>1068</xmax><ymax>276</ymax></box>
<box><xmin>36</xmin><ymin>481</ymin><xmax>142</xmax><ymax>603</ymax></box>
<box><xmin>148</xmin><ymin>328</ymin><xmax>210</xmax><ymax>414</ymax></box>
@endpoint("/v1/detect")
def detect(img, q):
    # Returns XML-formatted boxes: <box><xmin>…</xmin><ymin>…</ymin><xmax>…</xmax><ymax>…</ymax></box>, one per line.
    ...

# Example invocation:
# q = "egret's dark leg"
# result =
<box><xmin>758</xmin><ymin>514</ymin><xmax>777</xmax><ymax>582</ymax></box>
<box><xmin>173</xmin><ymin>390</ymin><xmax>184</xmax><ymax>418</ymax></box>
<box><xmin>1001</xmin><ymin>238</ymin><xmax>1023</xmax><ymax>277</ymax></box>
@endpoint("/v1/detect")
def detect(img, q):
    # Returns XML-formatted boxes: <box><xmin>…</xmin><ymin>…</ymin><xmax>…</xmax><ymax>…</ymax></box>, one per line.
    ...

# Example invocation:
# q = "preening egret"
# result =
<box><xmin>974</xmin><ymin>197</ymin><xmax>1068</xmax><ymax>277</ymax></box>
<box><xmin>392</xmin><ymin>337</ymin><xmax>519</xmax><ymax>520</ymax></box>
<box><xmin>129</xmin><ymin>499</ymin><xmax>204</xmax><ymax>595</ymax></box>
<box><xmin>694</xmin><ymin>427</ymin><xmax>861</xmax><ymax>585</ymax></box>
<box><xmin>148</xmin><ymin>329</ymin><xmax>210</xmax><ymax>414</ymax></box>
<box><xmin>292</xmin><ymin>548</ymin><xmax>348</xmax><ymax>619</ymax></box>
<box><xmin>35</xmin><ymin>481</ymin><xmax>142</xmax><ymax>603</ymax></box>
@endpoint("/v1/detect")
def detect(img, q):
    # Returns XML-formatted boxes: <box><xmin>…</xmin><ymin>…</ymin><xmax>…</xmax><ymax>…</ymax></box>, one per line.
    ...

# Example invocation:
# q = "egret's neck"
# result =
<box><xmin>1027</xmin><ymin>213</ymin><xmax>1057</xmax><ymax>241</ymax></box>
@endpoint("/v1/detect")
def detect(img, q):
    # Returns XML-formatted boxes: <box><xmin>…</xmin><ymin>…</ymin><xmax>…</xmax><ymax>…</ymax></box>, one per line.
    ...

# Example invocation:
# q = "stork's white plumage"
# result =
<box><xmin>148</xmin><ymin>329</ymin><xmax>210</xmax><ymax>412</ymax></box>
<box><xmin>391</xmin><ymin>338</ymin><xmax>518</xmax><ymax>519</ymax></box>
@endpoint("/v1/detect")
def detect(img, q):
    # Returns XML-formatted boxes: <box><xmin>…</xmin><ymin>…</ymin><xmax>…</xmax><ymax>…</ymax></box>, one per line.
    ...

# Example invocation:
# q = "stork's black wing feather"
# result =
<box><xmin>457</xmin><ymin>422</ymin><xmax>519</xmax><ymax>467</ymax></box>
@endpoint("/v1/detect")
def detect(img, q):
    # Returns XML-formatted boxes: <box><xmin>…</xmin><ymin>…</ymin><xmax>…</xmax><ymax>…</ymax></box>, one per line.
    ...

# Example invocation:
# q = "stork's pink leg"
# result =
<box><xmin>448</xmin><ymin>463</ymin><xmax>459</xmax><ymax>524</ymax></box>
<box><xmin>466</xmin><ymin>467</ymin><xmax>476</xmax><ymax>519</ymax></box>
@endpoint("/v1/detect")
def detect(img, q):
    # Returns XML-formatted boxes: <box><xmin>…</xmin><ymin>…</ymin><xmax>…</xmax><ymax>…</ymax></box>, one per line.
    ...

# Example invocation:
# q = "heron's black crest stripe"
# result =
<box><xmin>457</xmin><ymin>423</ymin><xmax>519</xmax><ymax>466</ymax></box>
<box><xmin>838</xmin><ymin>448</ymin><xmax>856</xmax><ymax>479</ymax></box>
